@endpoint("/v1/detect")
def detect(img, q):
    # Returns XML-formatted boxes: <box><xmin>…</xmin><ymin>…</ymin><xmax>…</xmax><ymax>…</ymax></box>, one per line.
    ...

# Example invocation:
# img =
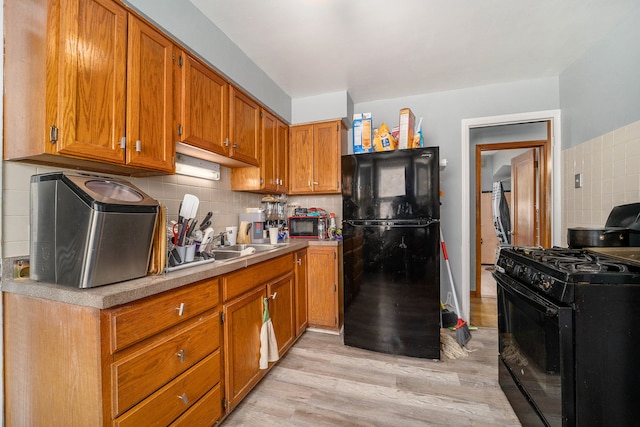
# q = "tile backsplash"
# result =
<box><xmin>1</xmin><ymin>161</ymin><xmax>343</xmax><ymax>258</ymax></box>
<box><xmin>562</xmin><ymin>119</ymin><xmax>640</xmax><ymax>246</ymax></box>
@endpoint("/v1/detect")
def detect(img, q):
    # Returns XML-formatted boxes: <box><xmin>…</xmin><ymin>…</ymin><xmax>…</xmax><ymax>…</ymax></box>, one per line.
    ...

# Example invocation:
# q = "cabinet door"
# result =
<box><xmin>307</xmin><ymin>246</ymin><xmax>339</xmax><ymax>329</ymax></box>
<box><xmin>289</xmin><ymin>124</ymin><xmax>314</xmax><ymax>194</ymax></box>
<box><xmin>178</xmin><ymin>54</ymin><xmax>229</xmax><ymax>156</ymax></box>
<box><xmin>229</xmin><ymin>87</ymin><xmax>260</xmax><ymax>166</ymax></box>
<box><xmin>294</xmin><ymin>250</ymin><xmax>308</xmax><ymax>336</ymax></box>
<box><xmin>54</xmin><ymin>0</ymin><xmax>127</xmax><ymax>163</ymax></box>
<box><xmin>267</xmin><ymin>272</ymin><xmax>296</xmax><ymax>355</ymax></box>
<box><xmin>125</xmin><ymin>15</ymin><xmax>174</xmax><ymax>172</ymax></box>
<box><xmin>261</xmin><ymin>109</ymin><xmax>278</xmax><ymax>192</ymax></box>
<box><xmin>276</xmin><ymin>120</ymin><xmax>289</xmax><ymax>193</ymax></box>
<box><xmin>223</xmin><ymin>286</ymin><xmax>266</xmax><ymax>411</ymax></box>
<box><xmin>312</xmin><ymin>121</ymin><xmax>341</xmax><ymax>193</ymax></box>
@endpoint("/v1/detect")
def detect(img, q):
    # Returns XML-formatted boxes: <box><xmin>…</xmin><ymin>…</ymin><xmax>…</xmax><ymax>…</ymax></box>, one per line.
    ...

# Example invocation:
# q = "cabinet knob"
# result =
<box><xmin>176</xmin><ymin>302</ymin><xmax>185</xmax><ymax>316</ymax></box>
<box><xmin>223</xmin><ymin>138</ymin><xmax>229</xmax><ymax>147</ymax></box>
<box><xmin>176</xmin><ymin>349</ymin><xmax>186</xmax><ymax>363</ymax></box>
<box><xmin>233</xmin><ymin>143</ymin><xmax>239</xmax><ymax>149</ymax></box>
<box><xmin>312</xmin><ymin>181</ymin><xmax>319</xmax><ymax>185</ymax></box>
<box><xmin>177</xmin><ymin>393</ymin><xmax>189</xmax><ymax>405</ymax></box>
<box><xmin>296</xmin><ymin>258</ymin><xmax>302</xmax><ymax>265</ymax></box>
<box><xmin>135</xmin><ymin>140</ymin><xmax>141</xmax><ymax>152</ymax></box>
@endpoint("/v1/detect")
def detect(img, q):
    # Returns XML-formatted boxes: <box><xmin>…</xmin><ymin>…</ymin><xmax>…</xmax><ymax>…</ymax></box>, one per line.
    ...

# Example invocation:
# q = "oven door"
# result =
<box><xmin>495</xmin><ymin>272</ymin><xmax>574</xmax><ymax>427</ymax></box>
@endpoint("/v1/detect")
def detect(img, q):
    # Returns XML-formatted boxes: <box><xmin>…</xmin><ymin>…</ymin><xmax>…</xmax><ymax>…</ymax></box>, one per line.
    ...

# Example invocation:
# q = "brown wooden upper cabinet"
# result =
<box><xmin>4</xmin><ymin>0</ymin><xmax>174</xmax><ymax>175</ymax></box>
<box><xmin>228</xmin><ymin>87</ymin><xmax>261</xmax><ymax>166</ymax></box>
<box><xmin>289</xmin><ymin>119</ymin><xmax>345</xmax><ymax>194</ymax></box>
<box><xmin>230</xmin><ymin>108</ymin><xmax>289</xmax><ymax>193</ymax></box>
<box><xmin>175</xmin><ymin>53</ymin><xmax>229</xmax><ymax>157</ymax></box>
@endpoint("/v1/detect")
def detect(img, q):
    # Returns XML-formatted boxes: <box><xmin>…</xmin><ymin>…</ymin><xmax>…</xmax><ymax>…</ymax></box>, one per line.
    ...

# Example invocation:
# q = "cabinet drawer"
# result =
<box><xmin>170</xmin><ymin>383</ymin><xmax>222</xmax><ymax>427</ymax></box>
<box><xmin>114</xmin><ymin>350</ymin><xmax>221</xmax><ymax>427</ymax></box>
<box><xmin>223</xmin><ymin>254</ymin><xmax>293</xmax><ymax>301</ymax></box>
<box><xmin>112</xmin><ymin>311</ymin><xmax>220</xmax><ymax>417</ymax></box>
<box><xmin>110</xmin><ymin>278</ymin><xmax>220</xmax><ymax>352</ymax></box>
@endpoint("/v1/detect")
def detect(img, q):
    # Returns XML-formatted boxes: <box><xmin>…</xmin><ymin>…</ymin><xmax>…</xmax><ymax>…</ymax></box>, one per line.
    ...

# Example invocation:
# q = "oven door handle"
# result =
<box><xmin>495</xmin><ymin>272</ymin><xmax>564</xmax><ymax>315</ymax></box>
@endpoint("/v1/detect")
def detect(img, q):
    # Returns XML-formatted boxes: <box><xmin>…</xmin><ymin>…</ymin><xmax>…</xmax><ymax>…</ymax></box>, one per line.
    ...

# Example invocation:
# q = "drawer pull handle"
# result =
<box><xmin>269</xmin><ymin>292</ymin><xmax>277</xmax><ymax>300</ymax></box>
<box><xmin>178</xmin><ymin>393</ymin><xmax>189</xmax><ymax>405</ymax></box>
<box><xmin>296</xmin><ymin>258</ymin><xmax>302</xmax><ymax>265</ymax></box>
<box><xmin>176</xmin><ymin>302</ymin><xmax>185</xmax><ymax>316</ymax></box>
<box><xmin>176</xmin><ymin>349</ymin><xmax>185</xmax><ymax>363</ymax></box>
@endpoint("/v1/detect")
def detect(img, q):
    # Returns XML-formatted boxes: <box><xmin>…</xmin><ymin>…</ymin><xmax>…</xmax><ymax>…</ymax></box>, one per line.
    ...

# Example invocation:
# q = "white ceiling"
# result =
<box><xmin>189</xmin><ymin>0</ymin><xmax>639</xmax><ymax>104</ymax></box>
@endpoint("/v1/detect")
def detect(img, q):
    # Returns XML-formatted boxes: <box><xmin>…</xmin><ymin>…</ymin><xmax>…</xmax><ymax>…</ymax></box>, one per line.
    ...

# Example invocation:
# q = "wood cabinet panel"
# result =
<box><xmin>307</xmin><ymin>245</ymin><xmax>343</xmax><ymax>331</ymax></box>
<box><xmin>229</xmin><ymin>87</ymin><xmax>260</xmax><ymax>166</ymax></box>
<box><xmin>54</xmin><ymin>0</ymin><xmax>128</xmax><ymax>162</ymax></box>
<box><xmin>294</xmin><ymin>250</ymin><xmax>308</xmax><ymax>336</ymax></box>
<box><xmin>276</xmin><ymin>119</ymin><xmax>289</xmax><ymax>192</ymax></box>
<box><xmin>268</xmin><ymin>271</ymin><xmax>296</xmax><ymax>355</ymax></box>
<box><xmin>223</xmin><ymin>286</ymin><xmax>267</xmax><ymax>411</ymax></box>
<box><xmin>114</xmin><ymin>350</ymin><xmax>221</xmax><ymax>427</ymax></box>
<box><xmin>222</xmin><ymin>254</ymin><xmax>293</xmax><ymax>301</ymax></box>
<box><xmin>312</xmin><ymin>121</ymin><xmax>341</xmax><ymax>193</ymax></box>
<box><xmin>111</xmin><ymin>310</ymin><xmax>220</xmax><ymax>417</ymax></box>
<box><xmin>177</xmin><ymin>53</ymin><xmax>228</xmax><ymax>155</ymax></box>
<box><xmin>3</xmin><ymin>293</ymin><xmax>105</xmax><ymax>427</ymax></box>
<box><xmin>125</xmin><ymin>15</ymin><xmax>175</xmax><ymax>172</ymax></box>
<box><xmin>110</xmin><ymin>278</ymin><xmax>220</xmax><ymax>352</ymax></box>
<box><xmin>289</xmin><ymin>124</ymin><xmax>314</xmax><ymax>193</ymax></box>
<box><xmin>289</xmin><ymin>120</ymin><xmax>344</xmax><ymax>194</ymax></box>
<box><xmin>170</xmin><ymin>383</ymin><xmax>223</xmax><ymax>427</ymax></box>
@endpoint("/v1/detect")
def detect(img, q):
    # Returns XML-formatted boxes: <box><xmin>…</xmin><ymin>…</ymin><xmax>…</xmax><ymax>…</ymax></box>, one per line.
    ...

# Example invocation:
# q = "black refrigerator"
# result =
<box><xmin>342</xmin><ymin>147</ymin><xmax>440</xmax><ymax>359</ymax></box>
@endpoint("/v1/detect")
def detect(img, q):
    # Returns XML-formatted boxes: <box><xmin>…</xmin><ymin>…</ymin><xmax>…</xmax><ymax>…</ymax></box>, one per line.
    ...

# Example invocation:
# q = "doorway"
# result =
<box><xmin>460</xmin><ymin>110</ymin><xmax>561</xmax><ymax>324</ymax></box>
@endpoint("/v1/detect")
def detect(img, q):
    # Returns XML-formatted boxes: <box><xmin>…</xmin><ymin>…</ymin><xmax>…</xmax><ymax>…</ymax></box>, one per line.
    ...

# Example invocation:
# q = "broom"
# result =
<box><xmin>440</xmin><ymin>229</ymin><xmax>472</xmax><ymax>347</ymax></box>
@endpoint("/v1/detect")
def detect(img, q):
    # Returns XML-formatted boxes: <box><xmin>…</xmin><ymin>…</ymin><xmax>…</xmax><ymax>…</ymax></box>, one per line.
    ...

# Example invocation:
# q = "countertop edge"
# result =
<box><xmin>1</xmin><ymin>240</ymin><xmax>342</xmax><ymax>309</ymax></box>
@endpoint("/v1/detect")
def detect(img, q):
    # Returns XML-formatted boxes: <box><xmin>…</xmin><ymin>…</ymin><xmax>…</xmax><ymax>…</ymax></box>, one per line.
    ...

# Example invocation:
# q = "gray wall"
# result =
<box><xmin>123</xmin><ymin>0</ymin><xmax>292</xmax><ymax>122</ymax></box>
<box><xmin>560</xmin><ymin>7</ymin><xmax>640</xmax><ymax>148</ymax></box>
<box><xmin>354</xmin><ymin>77</ymin><xmax>559</xmax><ymax>295</ymax></box>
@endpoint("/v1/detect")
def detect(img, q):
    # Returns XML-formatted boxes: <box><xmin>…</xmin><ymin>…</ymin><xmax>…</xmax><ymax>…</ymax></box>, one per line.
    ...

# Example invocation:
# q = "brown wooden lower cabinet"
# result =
<box><xmin>3</xmin><ymin>251</ymin><xmax>310</xmax><ymax>426</ymax></box>
<box><xmin>307</xmin><ymin>245</ymin><xmax>344</xmax><ymax>332</ymax></box>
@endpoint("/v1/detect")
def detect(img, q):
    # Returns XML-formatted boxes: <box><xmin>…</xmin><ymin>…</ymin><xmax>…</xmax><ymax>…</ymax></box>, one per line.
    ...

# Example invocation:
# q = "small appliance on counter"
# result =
<box><xmin>30</xmin><ymin>172</ymin><xmax>159</xmax><ymax>288</ymax></box>
<box><xmin>239</xmin><ymin>212</ymin><xmax>269</xmax><ymax>244</ymax></box>
<box><xmin>288</xmin><ymin>207</ymin><xmax>329</xmax><ymax>239</ymax></box>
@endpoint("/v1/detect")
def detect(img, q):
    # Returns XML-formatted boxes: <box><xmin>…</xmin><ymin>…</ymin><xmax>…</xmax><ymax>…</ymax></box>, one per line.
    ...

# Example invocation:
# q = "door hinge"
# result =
<box><xmin>172</xmin><ymin>156</ymin><xmax>176</xmax><ymax>166</ymax></box>
<box><xmin>177</xmin><ymin>124</ymin><xmax>183</xmax><ymax>136</ymax></box>
<box><xmin>260</xmin><ymin>111</ymin><xmax>263</xmax><ymax>119</ymax></box>
<box><xmin>335</xmin><ymin>317</ymin><xmax>338</xmax><ymax>325</ymax></box>
<box><xmin>172</xmin><ymin>51</ymin><xmax>175</xmax><ymax>62</ymax></box>
<box><xmin>336</xmin><ymin>124</ymin><xmax>339</xmax><ymax>131</ymax></box>
<box><xmin>334</xmin><ymin>284</ymin><xmax>337</xmax><ymax>292</ymax></box>
<box><xmin>178</xmin><ymin>55</ymin><xmax>183</xmax><ymax>67</ymax></box>
<box><xmin>222</xmin><ymin>398</ymin><xmax>227</xmax><ymax>410</ymax></box>
<box><xmin>49</xmin><ymin>125</ymin><xmax>58</xmax><ymax>144</ymax></box>
<box><xmin>220</xmin><ymin>312</ymin><xmax>225</xmax><ymax>323</ymax></box>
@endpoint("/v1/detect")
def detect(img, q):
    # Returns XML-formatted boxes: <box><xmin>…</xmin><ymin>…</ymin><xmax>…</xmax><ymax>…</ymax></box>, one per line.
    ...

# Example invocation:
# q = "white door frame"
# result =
<box><xmin>459</xmin><ymin>109</ymin><xmax>562</xmax><ymax>320</ymax></box>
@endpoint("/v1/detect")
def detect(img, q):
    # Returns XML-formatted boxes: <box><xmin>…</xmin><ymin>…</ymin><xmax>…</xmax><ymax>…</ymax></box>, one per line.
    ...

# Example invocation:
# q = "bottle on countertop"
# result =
<box><xmin>328</xmin><ymin>213</ymin><xmax>337</xmax><ymax>240</ymax></box>
<box><xmin>318</xmin><ymin>220</ymin><xmax>326</xmax><ymax>240</ymax></box>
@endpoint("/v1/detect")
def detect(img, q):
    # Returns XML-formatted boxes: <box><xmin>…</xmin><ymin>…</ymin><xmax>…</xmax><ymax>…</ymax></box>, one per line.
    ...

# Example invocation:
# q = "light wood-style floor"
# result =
<box><xmin>222</xmin><ymin>328</ymin><xmax>520</xmax><ymax>426</ymax></box>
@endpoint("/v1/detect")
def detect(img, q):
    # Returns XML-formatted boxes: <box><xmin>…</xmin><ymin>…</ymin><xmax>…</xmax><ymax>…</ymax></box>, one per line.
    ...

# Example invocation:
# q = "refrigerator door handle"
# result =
<box><xmin>343</xmin><ymin>219</ymin><xmax>440</xmax><ymax>228</ymax></box>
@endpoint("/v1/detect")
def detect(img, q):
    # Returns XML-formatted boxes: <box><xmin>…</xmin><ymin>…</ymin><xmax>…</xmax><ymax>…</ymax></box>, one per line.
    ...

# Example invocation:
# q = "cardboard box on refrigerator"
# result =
<box><xmin>398</xmin><ymin>108</ymin><xmax>415</xmax><ymax>149</ymax></box>
<box><xmin>362</xmin><ymin>112</ymin><xmax>372</xmax><ymax>152</ymax></box>
<box><xmin>352</xmin><ymin>113</ymin><xmax>364</xmax><ymax>153</ymax></box>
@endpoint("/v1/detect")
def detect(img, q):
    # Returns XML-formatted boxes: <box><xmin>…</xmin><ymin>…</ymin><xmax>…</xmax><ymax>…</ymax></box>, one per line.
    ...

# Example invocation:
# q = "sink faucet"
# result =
<box><xmin>211</xmin><ymin>231</ymin><xmax>228</xmax><ymax>247</ymax></box>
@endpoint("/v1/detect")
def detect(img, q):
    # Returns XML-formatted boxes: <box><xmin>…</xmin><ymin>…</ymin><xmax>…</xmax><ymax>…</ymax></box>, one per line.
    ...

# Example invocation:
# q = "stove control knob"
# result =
<box><xmin>542</xmin><ymin>278</ymin><xmax>552</xmax><ymax>290</ymax></box>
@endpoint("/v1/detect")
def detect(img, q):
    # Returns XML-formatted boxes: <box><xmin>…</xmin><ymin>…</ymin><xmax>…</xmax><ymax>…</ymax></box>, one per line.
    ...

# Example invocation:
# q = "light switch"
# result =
<box><xmin>575</xmin><ymin>173</ymin><xmax>582</xmax><ymax>189</ymax></box>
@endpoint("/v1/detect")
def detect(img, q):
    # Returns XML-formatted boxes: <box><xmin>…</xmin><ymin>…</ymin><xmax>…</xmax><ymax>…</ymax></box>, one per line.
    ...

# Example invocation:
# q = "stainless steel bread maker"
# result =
<box><xmin>30</xmin><ymin>172</ymin><xmax>159</xmax><ymax>288</ymax></box>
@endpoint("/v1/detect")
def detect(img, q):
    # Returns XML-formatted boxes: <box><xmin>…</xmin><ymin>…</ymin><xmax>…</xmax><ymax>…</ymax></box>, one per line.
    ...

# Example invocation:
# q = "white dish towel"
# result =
<box><xmin>259</xmin><ymin>297</ymin><xmax>279</xmax><ymax>369</ymax></box>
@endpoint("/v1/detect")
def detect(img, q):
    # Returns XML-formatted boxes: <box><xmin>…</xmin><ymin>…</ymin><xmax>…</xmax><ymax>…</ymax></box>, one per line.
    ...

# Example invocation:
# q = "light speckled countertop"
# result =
<box><xmin>1</xmin><ymin>239</ymin><xmax>341</xmax><ymax>309</ymax></box>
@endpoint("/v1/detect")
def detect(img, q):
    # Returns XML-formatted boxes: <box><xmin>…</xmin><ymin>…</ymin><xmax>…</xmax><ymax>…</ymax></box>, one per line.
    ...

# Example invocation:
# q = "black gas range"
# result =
<box><xmin>494</xmin><ymin>246</ymin><xmax>640</xmax><ymax>426</ymax></box>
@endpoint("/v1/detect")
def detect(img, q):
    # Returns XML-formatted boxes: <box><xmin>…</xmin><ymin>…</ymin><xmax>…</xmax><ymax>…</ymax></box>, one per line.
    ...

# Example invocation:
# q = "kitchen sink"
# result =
<box><xmin>210</xmin><ymin>243</ymin><xmax>278</xmax><ymax>262</ymax></box>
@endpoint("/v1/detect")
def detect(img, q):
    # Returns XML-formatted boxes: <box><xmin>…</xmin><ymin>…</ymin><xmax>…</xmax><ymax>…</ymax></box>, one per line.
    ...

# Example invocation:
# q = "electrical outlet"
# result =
<box><xmin>574</xmin><ymin>173</ymin><xmax>583</xmax><ymax>189</ymax></box>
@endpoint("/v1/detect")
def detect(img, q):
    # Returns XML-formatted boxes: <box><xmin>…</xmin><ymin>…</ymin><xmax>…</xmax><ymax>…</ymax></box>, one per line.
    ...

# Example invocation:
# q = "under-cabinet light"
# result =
<box><xmin>175</xmin><ymin>153</ymin><xmax>221</xmax><ymax>181</ymax></box>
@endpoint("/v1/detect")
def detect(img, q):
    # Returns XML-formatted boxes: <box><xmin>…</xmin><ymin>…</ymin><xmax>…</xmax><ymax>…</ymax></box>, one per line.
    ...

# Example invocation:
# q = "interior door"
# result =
<box><xmin>511</xmin><ymin>149</ymin><xmax>538</xmax><ymax>246</ymax></box>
